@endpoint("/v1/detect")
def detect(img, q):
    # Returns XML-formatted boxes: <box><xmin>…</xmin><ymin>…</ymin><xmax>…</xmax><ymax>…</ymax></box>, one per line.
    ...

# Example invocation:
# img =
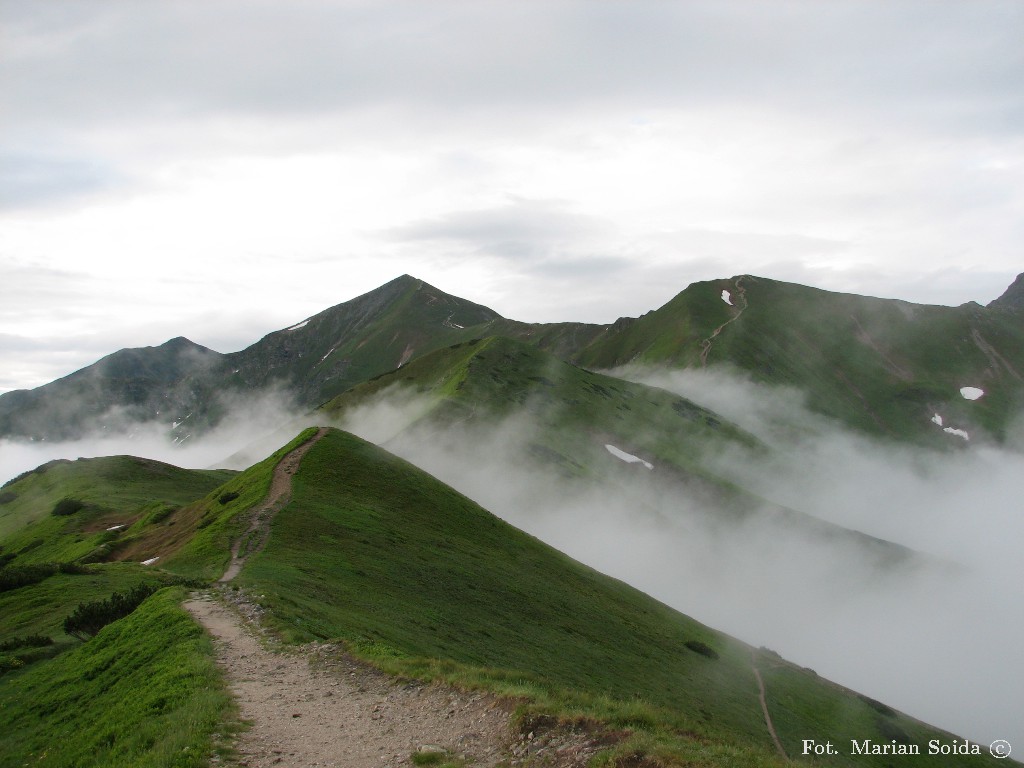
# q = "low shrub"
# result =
<box><xmin>0</xmin><ymin>563</ymin><xmax>57</xmax><ymax>592</ymax></box>
<box><xmin>52</xmin><ymin>498</ymin><xmax>86</xmax><ymax>517</ymax></box>
<box><xmin>0</xmin><ymin>491</ymin><xmax>17</xmax><ymax>504</ymax></box>
<box><xmin>63</xmin><ymin>583</ymin><xmax>160</xmax><ymax>640</ymax></box>
<box><xmin>683</xmin><ymin>640</ymin><xmax>719</xmax><ymax>660</ymax></box>
<box><xmin>218</xmin><ymin>491</ymin><xmax>240</xmax><ymax>505</ymax></box>
<box><xmin>0</xmin><ymin>635</ymin><xmax>54</xmax><ymax>652</ymax></box>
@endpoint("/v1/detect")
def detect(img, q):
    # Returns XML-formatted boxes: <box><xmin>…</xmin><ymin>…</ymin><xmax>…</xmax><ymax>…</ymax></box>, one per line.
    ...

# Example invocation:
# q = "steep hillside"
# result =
<box><xmin>0</xmin><ymin>276</ymin><xmax>600</xmax><ymax>442</ymax></box>
<box><xmin>0</xmin><ymin>455</ymin><xmax>233</xmax><ymax>565</ymax></box>
<box><xmin>573</xmin><ymin>275</ymin><xmax>1024</xmax><ymax>443</ymax></box>
<box><xmin>219</xmin><ymin>274</ymin><xmax>501</xmax><ymax>404</ymax></box>
<box><xmin>4</xmin><ymin>273</ymin><xmax>1023</xmax><ymax>446</ymax></box>
<box><xmin>230</xmin><ymin>428</ymin><xmax>1003</xmax><ymax>767</ymax></box>
<box><xmin>0</xmin><ymin>337</ymin><xmax>224</xmax><ymax>441</ymax></box>
<box><xmin>0</xmin><ymin>429</ymin><xmax>1011</xmax><ymax>766</ymax></box>
<box><xmin>321</xmin><ymin>337</ymin><xmax>917</xmax><ymax>567</ymax></box>
<box><xmin>322</xmin><ymin>335</ymin><xmax>760</xmax><ymax>476</ymax></box>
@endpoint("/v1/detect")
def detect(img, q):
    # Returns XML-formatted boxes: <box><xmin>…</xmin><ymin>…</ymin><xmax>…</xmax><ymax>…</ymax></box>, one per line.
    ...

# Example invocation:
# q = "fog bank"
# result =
<box><xmin>338</xmin><ymin>378</ymin><xmax>1024</xmax><ymax>749</ymax></box>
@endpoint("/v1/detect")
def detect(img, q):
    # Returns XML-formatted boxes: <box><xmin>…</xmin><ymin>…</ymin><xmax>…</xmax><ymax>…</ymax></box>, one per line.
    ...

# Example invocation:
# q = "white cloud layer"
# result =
<box><xmin>336</xmin><ymin>375</ymin><xmax>1024</xmax><ymax>749</ymax></box>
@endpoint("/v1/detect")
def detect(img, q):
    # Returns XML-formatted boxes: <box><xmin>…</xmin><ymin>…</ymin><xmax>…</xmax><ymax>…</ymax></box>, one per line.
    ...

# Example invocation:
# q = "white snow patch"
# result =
<box><xmin>141</xmin><ymin>557</ymin><xmax>160</xmax><ymax>566</ymax></box>
<box><xmin>604</xmin><ymin>444</ymin><xmax>654</xmax><ymax>470</ymax></box>
<box><xmin>721</xmin><ymin>290</ymin><xmax>733</xmax><ymax>306</ymax></box>
<box><xmin>318</xmin><ymin>346</ymin><xmax>337</xmax><ymax>364</ymax></box>
<box><xmin>106</xmin><ymin>524</ymin><xmax>126</xmax><ymax>531</ymax></box>
<box><xmin>943</xmin><ymin>427</ymin><xmax>970</xmax><ymax>441</ymax></box>
<box><xmin>286</xmin><ymin>319</ymin><xmax>309</xmax><ymax>331</ymax></box>
<box><xmin>960</xmin><ymin>386</ymin><xmax>985</xmax><ymax>400</ymax></box>
<box><xmin>452</xmin><ymin>323</ymin><xmax>464</xmax><ymax>329</ymax></box>
<box><xmin>931</xmin><ymin>413</ymin><xmax>944</xmax><ymax>426</ymax></box>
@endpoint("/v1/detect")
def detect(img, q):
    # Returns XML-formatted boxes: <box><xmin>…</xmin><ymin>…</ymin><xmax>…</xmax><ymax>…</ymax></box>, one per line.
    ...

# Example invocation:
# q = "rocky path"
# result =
<box><xmin>220</xmin><ymin>427</ymin><xmax>328</xmax><ymax>583</ymax></box>
<box><xmin>184</xmin><ymin>595</ymin><xmax>513</xmax><ymax>768</ymax></box>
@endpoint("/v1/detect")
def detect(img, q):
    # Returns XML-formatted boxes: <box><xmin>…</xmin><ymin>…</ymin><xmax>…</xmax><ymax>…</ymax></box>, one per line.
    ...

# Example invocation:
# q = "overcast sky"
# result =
<box><xmin>2</xmin><ymin>1</ymin><xmax>1023</xmax><ymax>394</ymax></box>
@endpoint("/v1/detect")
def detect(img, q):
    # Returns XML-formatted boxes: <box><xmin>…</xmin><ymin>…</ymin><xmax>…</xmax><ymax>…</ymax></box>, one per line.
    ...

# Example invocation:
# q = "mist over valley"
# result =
<box><xmin>2</xmin><ymin>274</ymin><xmax>1022</xmax><ymax>765</ymax></box>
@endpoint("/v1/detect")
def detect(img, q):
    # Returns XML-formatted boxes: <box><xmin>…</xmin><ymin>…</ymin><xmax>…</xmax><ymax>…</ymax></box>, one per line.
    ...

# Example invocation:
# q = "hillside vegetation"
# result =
<box><xmin>232</xmin><ymin>428</ymin><xmax>1000</xmax><ymax>767</ymax></box>
<box><xmin>9</xmin><ymin>273</ymin><xmax>1021</xmax><ymax>445</ymax></box>
<box><xmin>574</xmin><ymin>276</ymin><xmax>1024</xmax><ymax>444</ymax></box>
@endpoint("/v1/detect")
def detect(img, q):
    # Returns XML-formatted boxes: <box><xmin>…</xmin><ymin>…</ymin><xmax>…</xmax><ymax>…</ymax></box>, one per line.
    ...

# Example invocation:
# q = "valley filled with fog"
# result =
<box><xmin>2</xmin><ymin>369</ymin><xmax>1020</xmax><ymax>748</ymax></box>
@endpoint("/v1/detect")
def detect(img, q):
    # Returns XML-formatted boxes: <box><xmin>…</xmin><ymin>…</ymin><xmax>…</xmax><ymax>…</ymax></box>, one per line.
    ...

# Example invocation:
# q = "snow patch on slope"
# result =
<box><xmin>960</xmin><ymin>387</ymin><xmax>984</xmax><ymax>400</ymax></box>
<box><xmin>604</xmin><ymin>444</ymin><xmax>653</xmax><ymax>470</ymax></box>
<box><xmin>944</xmin><ymin>427</ymin><xmax>970</xmax><ymax>441</ymax></box>
<box><xmin>721</xmin><ymin>290</ymin><xmax>733</xmax><ymax>306</ymax></box>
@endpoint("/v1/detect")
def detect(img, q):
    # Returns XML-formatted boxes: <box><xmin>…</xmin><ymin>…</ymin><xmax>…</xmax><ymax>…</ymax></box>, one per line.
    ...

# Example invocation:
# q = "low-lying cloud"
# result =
<box><xmin>336</xmin><ymin>373</ymin><xmax>1024</xmax><ymax>748</ymax></box>
<box><xmin>0</xmin><ymin>387</ymin><xmax>313</xmax><ymax>485</ymax></box>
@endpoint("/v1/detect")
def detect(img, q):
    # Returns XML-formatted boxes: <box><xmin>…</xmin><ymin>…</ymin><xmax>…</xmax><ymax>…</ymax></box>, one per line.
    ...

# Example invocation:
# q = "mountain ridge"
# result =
<box><xmin>2</xmin><ymin>272</ymin><xmax>1023</xmax><ymax>446</ymax></box>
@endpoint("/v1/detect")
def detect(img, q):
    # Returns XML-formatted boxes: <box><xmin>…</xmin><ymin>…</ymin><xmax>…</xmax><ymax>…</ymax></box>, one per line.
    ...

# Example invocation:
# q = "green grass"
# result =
<box><xmin>0</xmin><ymin>586</ymin><xmax>234</xmax><ymax>768</ymax></box>
<box><xmin>0</xmin><ymin>455</ymin><xmax>233</xmax><ymax>565</ymax></box>
<box><xmin>572</xmin><ymin>275</ymin><xmax>1024</xmax><ymax>445</ymax></box>
<box><xmin>322</xmin><ymin>335</ymin><xmax>762</xmax><ymax>482</ymax></box>
<box><xmin>161</xmin><ymin>427</ymin><xmax>319</xmax><ymax>579</ymax></box>
<box><xmin>321</xmin><ymin>336</ymin><xmax>915</xmax><ymax>564</ymax></box>
<box><xmin>232</xmin><ymin>428</ymin><xmax>999</xmax><ymax>767</ymax></box>
<box><xmin>0</xmin><ymin>563</ymin><xmax>175</xmax><ymax>649</ymax></box>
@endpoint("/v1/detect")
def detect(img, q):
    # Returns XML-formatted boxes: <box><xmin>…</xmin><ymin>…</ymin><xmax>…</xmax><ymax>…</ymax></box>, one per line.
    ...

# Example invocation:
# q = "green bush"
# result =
<box><xmin>0</xmin><ymin>634</ymin><xmax>53</xmax><ymax>652</ymax></box>
<box><xmin>0</xmin><ymin>490</ymin><xmax>17</xmax><ymax>504</ymax></box>
<box><xmin>218</xmin><ymin>490</ymin><xmax>240</xmax><ymax>505</ymax></box>
<box><xmin>52</xmin><ymin>497</ymin><xmax>86</xmax><ymax>517</ymax></box>
<box><xmin>63</xmin><ymin>583</ymin><xmax>160</xmax><ymax>640</ymax></box>
<box><xmin>0</xmin><ymin>563</ymin><xmax>57</xmax><ymax>592</ymax></box>
<box><xmin>684</xmin><ymin>640</ymin><xmax>719</xmax><ymax>660</ymax></box>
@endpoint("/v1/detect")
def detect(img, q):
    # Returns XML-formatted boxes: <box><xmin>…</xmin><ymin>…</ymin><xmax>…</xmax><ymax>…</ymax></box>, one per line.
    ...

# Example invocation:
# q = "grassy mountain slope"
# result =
<box><xmin>322</xmin><ymin>335</ymin><xmax>761</xmax><ymax>479</ymax></box>
<box><xmin>0</xmin><ymin>337</ymin><xmax>224</xmax><ymax>441</ymax></box>
<box><xmin>220</xmin><ymin>275</ymin><xmax>501</xmax><ymax>405</ymax></box>
<box><xmin>231</xmin><ymin>428</ymin><xmax>1001</xmax><ymax>767</ymax></box>
<box><xmin>320</xmin><ymin>337</ymin><xmax>916</xmax><ymax>565</ymax></box>
<box><xmin>573</xmin><ymin>275</ymin><xmax>1024</xmax><ymax>444</ymax></box>
<box><xmin>0</xmin><ymin>456</ymin><xmax>233</xmax><ymax>566</ymax></box>
<box><xmin>4</xmin><ymin>273</ymin><xmax>1024</xmax><ymax>446</ymax></box>
<box><xmin>0</xmin><ymin>586</ymin><xmax>232</xmax><ymax>768</ymax></box>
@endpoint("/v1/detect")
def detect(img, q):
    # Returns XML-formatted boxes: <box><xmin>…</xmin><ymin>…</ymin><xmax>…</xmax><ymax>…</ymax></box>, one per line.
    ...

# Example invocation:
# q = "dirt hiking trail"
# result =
<box><xmin>195</xmin><ymin>425</ymin><xmax>607</xmax><ymax>767</ymax></box>
<box><xmin>185</xmin><ymin>596</ymin><xmax>512</xmax><ymax>768</ymax></box>
<box><xmin>750</xmin><ymin>650</ymin><xmax>788</xmax><ymax>760</ymax></box>
<box><xmin>220</xmin><ymin>427</ymin><xmax>328</xmax><ymax>583</ymax></box>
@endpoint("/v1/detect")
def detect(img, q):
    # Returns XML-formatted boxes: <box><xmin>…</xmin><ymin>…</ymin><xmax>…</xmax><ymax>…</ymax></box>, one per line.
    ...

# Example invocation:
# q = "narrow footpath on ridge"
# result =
<box><xmin>185</xmin><ymin>425</ymin><xmax>606</xmax><ymax>767</ymax></box>
<box><xmin>219</xmin><ymin>427</ymin><xmax>328</xmax><ymax>583</ymax></box>
<box><xmin>700</xmin><ymin>277</ymin><xmax>749</xmax><ymax>367</ymax></box>
<box><xmin>751</xmin><ymin>650</ymin><xmax>788</xmax><ymax>760</ymax></box>
<box><xmin>187</xmin><ymin>426</ymin><xmax>513</xmax><ymax>767</ymax></box>
<box><xmin>184</xmin><ymin>596</ymin><xmax>512</xmax><ymax>768</ymax></box>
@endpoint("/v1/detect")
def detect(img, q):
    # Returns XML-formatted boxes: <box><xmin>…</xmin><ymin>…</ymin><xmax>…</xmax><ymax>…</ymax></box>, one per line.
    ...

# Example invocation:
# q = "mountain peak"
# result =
<box><xmin>987</xmin><ymin>272</ymin><xmax>1024</xmax><ymax>311</ymax></box>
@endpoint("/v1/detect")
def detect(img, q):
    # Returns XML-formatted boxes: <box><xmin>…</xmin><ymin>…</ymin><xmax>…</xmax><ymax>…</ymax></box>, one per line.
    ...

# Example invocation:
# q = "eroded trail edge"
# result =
<box><xmin>184</xmin><ymin>595</ymin><xmax>512</xmax><ymax>768</ymax></box>
<box><xmin>220</xmin><ymin>427</ymin><xmax>328</xmax><ymax>583</ymax></box>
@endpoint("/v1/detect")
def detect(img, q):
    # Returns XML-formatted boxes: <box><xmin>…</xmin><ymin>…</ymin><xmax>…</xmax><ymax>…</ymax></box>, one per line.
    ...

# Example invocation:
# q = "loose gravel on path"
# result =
<box><xmin>185</xmin><ymin>594</ymin><xmax>514</xmax><ymax>768</ymax></box>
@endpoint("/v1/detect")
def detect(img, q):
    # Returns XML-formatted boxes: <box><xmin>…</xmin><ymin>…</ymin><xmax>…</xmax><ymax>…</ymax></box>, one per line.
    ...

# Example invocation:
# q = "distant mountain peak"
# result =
<box><xmin>987</xmin><ymin>272</ymin><xmax>1024</xmax><ymax>311</ymax></box>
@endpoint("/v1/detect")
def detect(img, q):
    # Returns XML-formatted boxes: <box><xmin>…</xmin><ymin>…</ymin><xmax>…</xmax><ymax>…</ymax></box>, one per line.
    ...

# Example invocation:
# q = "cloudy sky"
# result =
<box><xmin>2</xmin><ymin>1</ymin><xmax>1023</xmax><ymax>394</ymax></box>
